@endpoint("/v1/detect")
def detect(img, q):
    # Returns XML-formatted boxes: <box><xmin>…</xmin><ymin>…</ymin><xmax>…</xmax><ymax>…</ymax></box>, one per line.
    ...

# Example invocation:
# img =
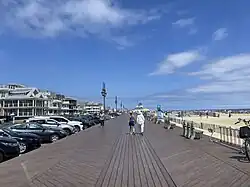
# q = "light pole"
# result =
<box><xmin>120</xmin><ymin>101</ymin><xmax>123</xmax><ymax>112</ymax></box>
<box><xmin>115</xmin><ymin>96</ymin><xmax>118</xmax><ymax>112</ymax></box>
<box><xmin>101</xmin><ymin>82</ymin><xmax>107</xmax><ymax>114</ymax></box>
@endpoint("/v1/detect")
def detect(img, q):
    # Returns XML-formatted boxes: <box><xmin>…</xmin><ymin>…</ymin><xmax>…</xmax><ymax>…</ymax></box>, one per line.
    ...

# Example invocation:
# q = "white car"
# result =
<box><xmin>35</xmin><ymin>116</ymin><xmax>84</xmax><ymax>132</ymax></box>
<box><xmin>27</xmin><ymin>117</ymin><xmax>76</xmax><ymax>135</ymax></box>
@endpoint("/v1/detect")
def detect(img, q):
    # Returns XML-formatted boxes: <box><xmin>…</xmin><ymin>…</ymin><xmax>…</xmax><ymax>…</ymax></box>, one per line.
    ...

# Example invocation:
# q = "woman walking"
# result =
<box><xmin>128</xmin><ymin>111</ymin><xmax>136</xmax><ymax>135</ymax></box>
<box><xmin>137</xmin><ymin>111</ymin><xmax>145</xmax><ymax>136</ymax></box>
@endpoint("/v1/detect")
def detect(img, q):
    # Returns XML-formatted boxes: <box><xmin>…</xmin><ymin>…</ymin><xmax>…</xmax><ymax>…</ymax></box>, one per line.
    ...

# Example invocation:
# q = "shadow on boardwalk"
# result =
<box><xmin>0</xmin><ymin>115</ymin><xmax>250</xmax><ymax>187</ymax></box>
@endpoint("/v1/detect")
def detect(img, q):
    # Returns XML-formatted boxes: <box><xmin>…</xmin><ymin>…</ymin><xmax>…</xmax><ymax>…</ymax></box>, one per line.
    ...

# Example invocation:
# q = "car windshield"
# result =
<box><xmin>3</xmin><ymin>128</ymin><xmax>18</xmax><ymax>136</ymax></box>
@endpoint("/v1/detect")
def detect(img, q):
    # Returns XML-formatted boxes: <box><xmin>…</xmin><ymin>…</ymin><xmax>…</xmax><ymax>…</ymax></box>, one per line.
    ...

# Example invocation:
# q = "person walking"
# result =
<box><xmin>99</xmin><ymin>110</ymin><xmax>105</xmax><ymax>127</ymax></box>
<box><xmin>137</xmin><ymin>111</ymin><xmax>145</xmax><ymax>136</ymax></box>
<box><xmin>128</xmin><ymin>111</ymin><xmax>136</xmax><ymax>135</ymax></box>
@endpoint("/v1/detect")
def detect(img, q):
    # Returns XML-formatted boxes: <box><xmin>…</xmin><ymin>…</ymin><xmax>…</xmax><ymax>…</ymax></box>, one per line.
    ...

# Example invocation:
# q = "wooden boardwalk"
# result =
<box><xmin>0</xmin><ymin>115</ymin><xmax>250</xmax><ymax>187</ymax></box>
<box><xmin>96</xmin><ymin>134</ymin><xmax>176</xmax><ymax>187</ymax></box>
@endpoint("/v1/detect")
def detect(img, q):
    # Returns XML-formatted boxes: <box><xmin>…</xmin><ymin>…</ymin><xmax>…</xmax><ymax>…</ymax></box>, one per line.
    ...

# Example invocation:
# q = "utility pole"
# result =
<box><xmin>101</xmin><ymin>82</ymin><xmax>107</xmax><ymax>114</ymax></box>
<box><xmin>115</xmin><ymin>96</ymin><xmax>118</xmax><ymax>112</ymax></box>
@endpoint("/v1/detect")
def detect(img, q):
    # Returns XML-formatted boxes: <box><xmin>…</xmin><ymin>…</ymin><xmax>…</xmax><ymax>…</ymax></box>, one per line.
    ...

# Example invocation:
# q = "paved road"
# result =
<box><xmin>0</xmin><ymin>115</ymin><xmax>250</xmax><ymax>187</ymax></box>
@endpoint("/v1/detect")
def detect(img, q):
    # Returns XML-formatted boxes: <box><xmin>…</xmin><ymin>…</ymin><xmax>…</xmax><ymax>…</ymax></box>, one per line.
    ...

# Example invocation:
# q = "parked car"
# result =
<box><xmin>0</xmin><ymin>128</ymin><xmax>41</xmax><ymax>154</ymax></box>
<box><xmin>86</xmin><ymin>115</ymin><xmax>101</xmax><ymax>124</ymax></box>
<box><xmin>0</xmin><ymin>136</ymin><xmax>20</xmax><ymax>163</ymax></box>
<box><xmin>105</xmin><ymin>115</ymin><xmax>112</xmax><ymax>120</ymax></box>
<box><xmin>8</xmin><ymin>123</ymin><xmax>67</xmax><ymax>143</ymax></box>
<box><xmin>27</xmin><ymin>118</ymin><xmax>76</xmax><ymax>135</ymax></box>
<box><xmin>35</xmin><ymin>116</ymin><xmax>84</xmax><ymax>132</ymax></box>
<box><xmin>72</xmin><ymin>116</ymin><xmax>96</xmax><ymax>128</ymax></box>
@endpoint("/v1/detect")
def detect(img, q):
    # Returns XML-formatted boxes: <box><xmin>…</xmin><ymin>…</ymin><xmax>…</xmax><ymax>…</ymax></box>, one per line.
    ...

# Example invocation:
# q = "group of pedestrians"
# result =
<box><xmin>128</xmin><ymin>111</ymin><xmax>145</xmax><ymax>136</ymax></box>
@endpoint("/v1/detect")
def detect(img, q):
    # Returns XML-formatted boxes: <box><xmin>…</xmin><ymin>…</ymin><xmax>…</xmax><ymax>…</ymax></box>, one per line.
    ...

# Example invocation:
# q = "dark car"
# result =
<box><xmin>71</xmin><ymin>116</ymin><xmax>95</xmax><ymax>128</ymax></box>
<box><xmin>8</xmin><ymin>123</ymin><xmax>67</xmax><ymax>143</ymax></box>
<box><xmin>0</xmin><ymin>128</ymin><xmax>41</xmax><ymax>154</ymax></box>
<box><xmin>0</xmin><ymin>136</ymin><xmax>20</xmax><ymax>163</ymax></box>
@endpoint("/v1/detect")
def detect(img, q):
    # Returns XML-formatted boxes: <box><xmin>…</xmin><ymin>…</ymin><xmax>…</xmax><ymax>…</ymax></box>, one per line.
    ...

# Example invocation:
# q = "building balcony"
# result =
<box><xmin>61</xmin><ymin>107</ymin><xmax>70</xmax><ymax>110</ymax></box>
<box><xmin>48</xmin><ymin>106</ymin><xmax>60</xmax><ymax>109</ymax></box>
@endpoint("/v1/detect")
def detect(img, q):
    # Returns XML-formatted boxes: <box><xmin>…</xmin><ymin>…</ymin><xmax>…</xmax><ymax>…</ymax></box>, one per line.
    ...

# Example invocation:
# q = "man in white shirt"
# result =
<box><xmin>137</xmin><ymin>111</ymin><xmax>145</xmax><ymax>136</ymax></box>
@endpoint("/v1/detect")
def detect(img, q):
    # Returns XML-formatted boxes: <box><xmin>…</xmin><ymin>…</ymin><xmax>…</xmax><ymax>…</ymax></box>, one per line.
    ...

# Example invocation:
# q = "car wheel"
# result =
<box><xmin>19</xmin><ymin>142</ymin><xmax>27</xmax><ymax>154</ymax></box>
<box><xmin>75</xmin><ymin>126</ymin><xmax>80</xmax><ymax>132</ymax></box>
<box><xmin>0</xmin><ymin>152</ymin><xmax>4</xmax><ymax>163</ymax></box>
<box><xmin>63</xmin><ymin>128</ymin><xmax>71</xmax><ymax>135</ymax></box>
<box><xmin>50</xmin><ymin>134</ymin><xmax>59</xmax><ymax>143</ymax></box>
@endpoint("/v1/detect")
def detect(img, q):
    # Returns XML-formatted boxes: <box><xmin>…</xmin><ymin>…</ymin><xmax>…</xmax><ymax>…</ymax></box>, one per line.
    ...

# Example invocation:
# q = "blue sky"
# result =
<box><xmin>1</xmin><ymin>0</ymin><xmax>250</xmax><ymax>110</ymax></box>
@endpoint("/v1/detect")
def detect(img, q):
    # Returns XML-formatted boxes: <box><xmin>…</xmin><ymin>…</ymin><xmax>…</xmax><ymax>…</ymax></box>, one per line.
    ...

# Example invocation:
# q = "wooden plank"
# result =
<box><xmin>121</xmin><ymin>135</ymin><xmax>129</xmax><ymax>187</ymax></box>
<box><xmin>132</xmin><ymin>134</ymin><xmax>142</xmax><ymax>187</ymax></box>
<box><xmin>144</xmin><ymin>137</ymin><xmax>177</xmax><ymax>187</ymax></box>
<box><xmin>107</xmin><ymin>135</ymin><xmax>126</xmax><ymax>187</ymax></box>
<box><xmin>137</xmin><ymin>136</ymin><xmax>155</xmax><ymax>187</ymax></box>
<box><xmin>134</xmin><ymin>135</ymin><xmax>149</xmax><ymax>187</ymax></box>
<box><xmin>141</xmin><ymin>136</ymin><xmax>167</xmax><ymax>187</ymax></box>
<box><xmin>96</xmin><ymin>136</ymin><xmax>122</xmax><ymax>187</ymax></box>
<box><xmin>114</xmin><ymin>134</ymin><xmax>127</xmax><ymax>187</ymax></box>
<box><xmin>128</xmin><ymin>135</ymin><xmax>135</xmax><ymax>187</ymax></box>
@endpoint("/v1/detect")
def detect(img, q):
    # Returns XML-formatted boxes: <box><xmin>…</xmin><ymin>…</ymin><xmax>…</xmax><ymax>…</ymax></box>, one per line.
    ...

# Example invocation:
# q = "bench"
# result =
<box><xmin>164</xmin><ymin>122</ymin><xmax>176</xmax><ymax>130</ymax></box>
<box><xmin>190</xmin><ymin>129</ymin><xmax>203</xmax><ymax>140</ymax></box>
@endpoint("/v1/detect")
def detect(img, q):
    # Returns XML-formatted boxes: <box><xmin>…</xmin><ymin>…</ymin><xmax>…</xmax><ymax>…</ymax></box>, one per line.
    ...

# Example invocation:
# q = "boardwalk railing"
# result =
<box><xmin>168</xmin><ymin>117</ymin><xmax>243</xmax><ymax>146</ymax></box>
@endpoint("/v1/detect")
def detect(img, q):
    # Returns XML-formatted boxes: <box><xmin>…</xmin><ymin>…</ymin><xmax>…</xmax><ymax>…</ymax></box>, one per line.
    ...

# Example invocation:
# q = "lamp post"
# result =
<box><xmin>101</xmin><ymin>82</ymin><xmax>107</xmax><ymax>114</ymax></box>
<box><xmin>115</xmin><ymin>96</ymin><xmax>118</xmax><ymax>112</ymax></box>
<box><xmin>120</xmin><ymin>101</ymin><xmax>123</xmax><ymax>112</ymax></box>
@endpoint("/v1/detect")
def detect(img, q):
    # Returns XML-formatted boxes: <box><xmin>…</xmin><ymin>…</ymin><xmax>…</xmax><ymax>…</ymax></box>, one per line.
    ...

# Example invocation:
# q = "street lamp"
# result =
<box><xmin>120</xmin><ymin>101</ymin><xmax>123</xmax><ymax>112</ymax></box>
<box><xmin>101</xmin><ymin>82</ymin><xmax>107</xmax><ymax>113</ymax></box>
<box><xmin>115</xmin><ymin>96</ymin><xmax>118</xmax><ymax>112</ymax></box>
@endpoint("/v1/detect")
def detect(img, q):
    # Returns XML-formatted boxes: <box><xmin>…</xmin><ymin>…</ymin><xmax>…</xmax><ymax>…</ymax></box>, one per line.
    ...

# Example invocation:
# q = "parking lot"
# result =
<box><xmin>0</xmin><ymin>113</ymin><xmax>118</xmax><ymax>163</ymax></box>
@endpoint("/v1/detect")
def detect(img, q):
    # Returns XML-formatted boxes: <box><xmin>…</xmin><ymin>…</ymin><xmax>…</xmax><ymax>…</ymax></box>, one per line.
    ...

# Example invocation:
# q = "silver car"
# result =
<box><xmin>27</xmin><ymin>118</ymin><xmax>76</xmax><ymax>135</ymax></box>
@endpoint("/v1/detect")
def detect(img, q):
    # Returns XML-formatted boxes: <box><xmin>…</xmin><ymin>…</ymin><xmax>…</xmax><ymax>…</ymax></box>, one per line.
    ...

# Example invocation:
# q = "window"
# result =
<box><xmin>11</xmin><ymin>124</ymin><xmax>27</xmax><ymax>129</ymax></box>
<box><xmin>0</xmin><ymin>131</ymin><xmax>9</xmax><ymax>137</ymax></box>
<box><xmin>30</xmin><ymin>119</ymin><xmax>46</xmax><ymax>124</ymax></box>
<box><xmin>27</xmin><ymin>123</ymin><xmax>42</xmax><ymax>129</ymax></box>
<box><xmin>46</xmin><ymin>119</ymin><xmax>58</xmax><ymax>125</ymax></box>
<box><xmin>50</xmin><ymin>117</ymin><xmax>68</xmax><ymax>123</ymax></box>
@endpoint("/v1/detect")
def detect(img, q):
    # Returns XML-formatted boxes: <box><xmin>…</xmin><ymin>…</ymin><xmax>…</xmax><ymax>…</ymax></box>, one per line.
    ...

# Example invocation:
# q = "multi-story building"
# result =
<box><xmin>46</xmin><ymin>94</ymin><xmax>81</xmax><ymax>116</ymax></box>
<box><xmin>83</xmin><ymin>102</ymin><xmax>103</xmax><ymax>114</ymax></box>
<box><xmin>61</xmin><ymin>97</ymin><xmax>81</xmax><ymax>116</ymax></box>
<box><xmin>0</xmin><ymin>84</ymin><xmax>83</xmax><ymax>118</ymax></box>
<box><xmin>0</xmin><ymin>84</ymin><xmax>48</xmax><ymax>119</ymax></box>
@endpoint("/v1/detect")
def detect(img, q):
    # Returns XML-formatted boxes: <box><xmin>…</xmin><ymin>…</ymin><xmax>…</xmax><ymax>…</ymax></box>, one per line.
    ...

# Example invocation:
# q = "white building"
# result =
<box><xmin>0</xmin><ymin>84</ymin><xmax>82</xmax><ymax>119</ymax></box>
<box><xmin>0</xmin><ymin>84</ymin><xmax>48</xmax><ymax>119</ymax></box>
<box><xmin>83</xmin><ymin>102</ymin><xmax>103</xmax><ymax>114</ymax></box>
<box><xmin>133</xmin><ymin>103</ymin><xmax>150</xmax><ymax>113</ymax></box>
<box><xmin>45</xmin><ymin>93</ymin><xmax>81</xmax><ymax>116</ymax></box>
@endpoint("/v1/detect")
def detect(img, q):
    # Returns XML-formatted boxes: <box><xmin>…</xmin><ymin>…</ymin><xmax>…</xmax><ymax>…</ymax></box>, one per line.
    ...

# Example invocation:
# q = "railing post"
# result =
<box><xmin>201</xmin><ymin>122</ymin><xmax>203</xmax><ymax>129</ymax></box>
<box><xmin>182</xmin><ymin>121</ymin><xmax>186</xmax><ymax>137</ymax></box>
<box><xmin>186</xmin><ymin>122</ymin><xmax>191</xmax><ymax>139</ymax></box>
<box><xmin>233</xmin><ymin>129</ymin><xmax>237</xmax><ymax>145</ymax></box>
<box><xmin>190</xmin><ymin>122</ymin><xmax>195</xmax><ymax>139</ymax></box>
<box><xmin>226</xmin><ymin>127</ymin><xmax>229</xmax><ymax>143</ymax></box>
<box><xmin>223</xmin><ymin>127</ymin><xmax>226</xmax><ymax>142</ymax></box>
<box><xmin>219</xmin><ymin>126</ymin><xmax>222</xmax><ymax>142</ymax></box>
<box><xmin>229</xmin><ymin>127</ymin><xmax>232</xmax><ymax>144</ymax></box>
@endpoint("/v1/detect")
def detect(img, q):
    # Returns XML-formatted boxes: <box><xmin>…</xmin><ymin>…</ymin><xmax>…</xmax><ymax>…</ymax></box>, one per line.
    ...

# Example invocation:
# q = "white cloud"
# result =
<box><xmin>188</xmin><ymin>28</ymin><xmax>198</xmax><ymax>35</ymax></box>
<box><xmin>0</xmin><ymin>0</ymin><xmax>165</xmax><ymax>46</ymax></box>
<box><xmin>213</xmin><ymin>28</ymin><xmax>228</xmax><ymax>41</ymax></box>
<box><xmin>172</xmin><ymin>17</ymin><xmax>195</xmax><ymax>28</ymax></box>
<box><xmin>149</xmin><ymin>50</ymin><xmax>203</xmax><ymax>76</ymax></box>
<box><xmin>188</xmin><ymin>54</ymin><xmax>250</xmax><ymax>93</ymax></box>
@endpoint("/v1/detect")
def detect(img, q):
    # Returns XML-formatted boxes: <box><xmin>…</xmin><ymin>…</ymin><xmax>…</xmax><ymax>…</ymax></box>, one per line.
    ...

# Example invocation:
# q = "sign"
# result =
<box><xmin>157</xmin><ymin>105</ymin><xmax>161</xmax><ymax>111</ymax></box>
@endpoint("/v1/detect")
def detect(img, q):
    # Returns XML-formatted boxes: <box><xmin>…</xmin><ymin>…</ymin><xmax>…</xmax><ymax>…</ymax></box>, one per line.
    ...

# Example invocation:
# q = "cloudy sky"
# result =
<box><xmin>0</xmin><ymin>0</ymin><xmax>250</xmax><ymax>110</ymax></box>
